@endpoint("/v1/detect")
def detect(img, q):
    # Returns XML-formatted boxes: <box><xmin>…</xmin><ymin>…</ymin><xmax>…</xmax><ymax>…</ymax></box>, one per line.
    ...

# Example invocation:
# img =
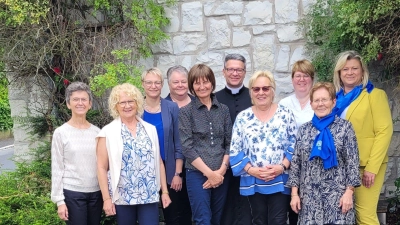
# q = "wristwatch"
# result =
<box><xmin>174</xmin><ymin>172</ymin><xmax>182</xmax><ymax>177</ymax></box>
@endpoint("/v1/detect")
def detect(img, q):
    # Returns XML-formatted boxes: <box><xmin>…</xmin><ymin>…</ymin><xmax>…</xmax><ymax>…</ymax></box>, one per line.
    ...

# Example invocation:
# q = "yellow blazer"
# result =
<box><xmin>345</xmin><ymin>88</ymin><xmax>393</xmax><ymax>174</ymax></box>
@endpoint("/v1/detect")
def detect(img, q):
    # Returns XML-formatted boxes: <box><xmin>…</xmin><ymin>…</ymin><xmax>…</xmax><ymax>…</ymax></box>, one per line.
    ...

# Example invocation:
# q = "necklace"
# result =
<box><xmin>144</xmin><ymin>99</ymin><xmax>161</xmax><ymax>113</ymax></box>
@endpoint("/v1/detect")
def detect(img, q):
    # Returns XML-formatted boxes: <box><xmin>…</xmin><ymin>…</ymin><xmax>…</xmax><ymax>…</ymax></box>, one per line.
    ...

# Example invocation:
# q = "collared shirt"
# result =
<box><xmin>179</xmin><ymin>94</ymin><xmax>232</xmax><ymax>171</ymax></box>
<box><xmin>215</xmin><ymin>86</ymin><xmax>252</xmax><ymax>123</ymax></box>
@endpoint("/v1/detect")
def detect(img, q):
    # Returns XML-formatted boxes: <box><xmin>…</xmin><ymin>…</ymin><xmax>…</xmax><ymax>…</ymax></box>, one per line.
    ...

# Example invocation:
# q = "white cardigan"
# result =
<box><xmin>96</xmin><ymin>116</ymin><xmax>161</xmax><ymax>203</ymax></box>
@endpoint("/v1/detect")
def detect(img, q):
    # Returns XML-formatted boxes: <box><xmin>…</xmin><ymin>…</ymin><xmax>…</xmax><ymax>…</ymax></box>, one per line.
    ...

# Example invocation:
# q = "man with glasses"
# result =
<box><xmin>215</xmin><ymin>54</ymin><xmax>252</xmax><ymax>225</ymax></box>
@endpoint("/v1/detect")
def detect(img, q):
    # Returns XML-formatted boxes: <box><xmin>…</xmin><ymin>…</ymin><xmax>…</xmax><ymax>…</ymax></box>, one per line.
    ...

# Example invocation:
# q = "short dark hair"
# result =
<box><xmin>65</xmin><ymin>81</ymin><xmax>93</xmax><ymax>104</ymax></box>
<box><xmin>188</xmin><ymin>64</ymin><xmax>216</xmax><ymax>96</ymax></box>
<box><xmin>310</xmin><ymin>82</ymin><xmax>336</xmax><ymax>102</ymax></box>
<box><xmin>166</xmin><ymin>65</ymin><xmax>189</xmax><ymax>82</ymax></box>
<box><xmin>224</xmin><ymin>54</ymin><xmax>246</xmax><ymax>69</ymax></box>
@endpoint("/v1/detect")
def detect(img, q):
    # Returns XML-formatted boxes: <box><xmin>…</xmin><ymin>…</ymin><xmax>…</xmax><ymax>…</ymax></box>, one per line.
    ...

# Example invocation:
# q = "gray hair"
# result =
<box><xmin>166</xmin><ymin>65</ymin><xmax>189</xmax><ymax>82</ymax></box>
<box><xmin>65</xmin><ymin>81</ymin><xmax>93</xmax><ymax>104</ymax></box>
<box><xmin>224</xmin><ymin>54</ymin><xmax>246</xmax><ymax>69</ymax></box>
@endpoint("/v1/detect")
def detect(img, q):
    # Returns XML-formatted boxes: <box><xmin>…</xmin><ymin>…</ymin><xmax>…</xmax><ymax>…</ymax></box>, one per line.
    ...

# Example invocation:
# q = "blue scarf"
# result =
<box><xmin>309</xmin><ymin>111</ymin><xmax>338</xmax><ymax>169</ymax></box>
<box><xmin>335</xmin><ymin>81</ymin><xmax>374</xmax><ymax>116</ymax></box>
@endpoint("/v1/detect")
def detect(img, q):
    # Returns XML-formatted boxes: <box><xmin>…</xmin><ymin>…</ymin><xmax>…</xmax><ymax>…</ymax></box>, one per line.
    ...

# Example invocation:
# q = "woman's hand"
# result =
<box><xmin>170</xmin><ymin>176</ymin><xmax>183</xmax><ymax>191</ymax></box>
<box><xmin>362</xmin><ymin>170</ymin><xmax>376</xmax><ymax>188</ymax></box>
<box><xmin>263</xmin><ymin>165</ymin><xmax>284</xmax><ymax>181</ymax></box>
<box><xmin>202</xmin><ymin>171</ymin><xmax>224</xmax><ymax>189</ymax></box>
<box><xmin>161</xmin><ymin>194</ymin><xmax>172</xmax><ymax>208</ymax></box>
<box><xmin>290</xmin><ymin>196</ymin><xmax>301</xmax><ymax>213</ymax></box>
<box><xmin>57</xmin><ymin>204</ymin><xmax>68</xmax><ymax>221</ymax></box>
<box><xmin>103</xmin><ymin>199</ymin><xmax>116</xmax><ymax>216</ymax></box>
<box><xmin>339</xmin><ymin>190</ymin><xmax>354</xmax><ymax>214</ymax></box>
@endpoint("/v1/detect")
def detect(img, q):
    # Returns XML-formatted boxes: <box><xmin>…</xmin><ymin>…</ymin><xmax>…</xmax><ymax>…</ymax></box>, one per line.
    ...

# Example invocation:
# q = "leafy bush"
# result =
<box><xmin>0</xmin><ymin>70</ymin><xmax>12</xmax><ymax>131</ymax></box>
<box><xmin>303</xmin><ymin>0</ymin><xmax>400</xmax><ymax>82</ymax></box>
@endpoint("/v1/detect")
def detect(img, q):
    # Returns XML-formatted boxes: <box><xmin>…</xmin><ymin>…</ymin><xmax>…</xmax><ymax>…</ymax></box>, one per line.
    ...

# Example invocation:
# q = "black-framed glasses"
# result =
<box><xmin>251</xmin><ymin>86</ymin><xmax>273</xmax><ymax>93</ymax></box>
<box><xmin>225</xmin><ymin>68</ymin><xmax>246</xmax><ymax>74</ymax></box>
<box><xmin>118</xmin><ymin>100</ymin><xmax>136</xmax><ymax>107</ymax></box>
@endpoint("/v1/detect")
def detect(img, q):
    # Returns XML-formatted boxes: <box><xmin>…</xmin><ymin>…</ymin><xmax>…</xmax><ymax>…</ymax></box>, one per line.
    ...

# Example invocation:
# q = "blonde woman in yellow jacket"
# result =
<box><xmin>333</xmin><ymin>50</ymin><xmax>393</xmax><ymax>225</ymax></box>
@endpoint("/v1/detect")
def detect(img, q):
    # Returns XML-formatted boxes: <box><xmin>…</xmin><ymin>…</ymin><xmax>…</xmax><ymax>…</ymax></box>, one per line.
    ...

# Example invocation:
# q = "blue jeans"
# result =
<box><xmin>115</xmin><ymin>203</ymin><xmax>159</xmax><ymax>225</ymax></box>
<box><xmin>186</xmin><ymin>169</ymin><xmax>229</xmax><ymax>225</ymax></box>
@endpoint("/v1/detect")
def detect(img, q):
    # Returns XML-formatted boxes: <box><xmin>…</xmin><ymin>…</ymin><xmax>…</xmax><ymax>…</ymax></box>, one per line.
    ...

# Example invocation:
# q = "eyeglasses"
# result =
<box><xmin>71</xmin><ymin>98</ymin><xmax>89</xmax><ymax>103</ymax></box>
<box><xmin>293</xmin><ymin>74</ymin><xmax>311</xmax><ymax>80</ymax></box>
<box><xmin>118</xmin><ymin>100</ymin><xmax>136</xmax><ymax>107</ymax></box>
<box><xmin>225</xmin><ymin>68</ymin><xmax>246</xmax><ymax>74</ymax></box>
<box><xmin>251</xmin><ymin>86</ymin><xmax>273</xmax><ymax>93</ymax></box>
<box><xmin>143</xmin><ymin>80</ymin><xmax>162</xmax><ymax>87</ymax></box>
<box><xmin>170</xmin><ymin>80</ymin><xmax>188</xmax><ymax>85</ymax></box>
<box><xmin>312</xmin><ymin>98</ymin><xmax>331</xmax><ymax>104</ymax></box>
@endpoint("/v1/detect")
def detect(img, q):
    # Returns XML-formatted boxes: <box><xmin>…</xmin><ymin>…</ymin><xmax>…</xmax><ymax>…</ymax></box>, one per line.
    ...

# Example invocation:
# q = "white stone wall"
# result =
<box><xmin>145</xmin><ymin>0</ymin><xmax>316</xmax><ymax>99</ymax></box>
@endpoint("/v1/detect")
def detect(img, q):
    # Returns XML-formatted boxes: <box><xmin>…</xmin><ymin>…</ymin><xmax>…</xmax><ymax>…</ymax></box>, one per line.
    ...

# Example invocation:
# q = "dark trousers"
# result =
<box><xmin>115</xmin><ymin>203</ymin><xmax>159</xmax><ymax>225</ymax></box>
<box><xmin>186</xmin><ymin>169</ymin><xmax>229</xmax><ymax>225</ymax></box>
<box><xmin>288</xmin><ymin>203</ymin><xmax>299</xmax><ymax>225</ymax></box>
<box><xmin>63</xmin><ymin>189</ymin><xmax>102</xmax><ymax>225</ymax></box>
<box><xmin>248</xmin><ymin>192</ymin><xmax>289</xmax><ymax>225</ymax></box>
<box><xmin>162</xmin><ymin>170</ymin><xmax>192</xmax><ymax>225</ymax></box>
<box><xmin>220</xmin><ymin>169</ymin><xmax>252</xmax><ymax>225</ymax></box>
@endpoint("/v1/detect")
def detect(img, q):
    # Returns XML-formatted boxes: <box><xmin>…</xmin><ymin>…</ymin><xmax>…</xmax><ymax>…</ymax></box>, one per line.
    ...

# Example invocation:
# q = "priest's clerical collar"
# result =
<box><xmin>226</xmin><ymin>84</ymin><xmax>244</xmax><ymax>94</ymax></box>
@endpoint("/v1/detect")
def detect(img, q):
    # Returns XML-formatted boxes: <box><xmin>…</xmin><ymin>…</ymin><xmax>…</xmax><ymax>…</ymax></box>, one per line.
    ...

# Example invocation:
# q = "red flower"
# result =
<box><xmin>377</xmin><ymin>53</ymin><xmax>383</xmax><ymax>61</ymax></box>
<box><xmin>63</xmin><ymin>79</ymin><xmax>70</xmax><ymax>86</ymax></box>
<box><xmin>53</xmin><ymin>67</ymin><xmax>61</xmax><ymax>75</ymax></box>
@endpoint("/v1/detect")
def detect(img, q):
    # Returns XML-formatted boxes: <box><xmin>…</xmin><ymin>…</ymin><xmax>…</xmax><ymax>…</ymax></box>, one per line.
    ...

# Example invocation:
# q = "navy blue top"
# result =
<box><xmin>143</xmin><ymin>111</ymin><xmax>165</xmax><ymax>160</ymax></box>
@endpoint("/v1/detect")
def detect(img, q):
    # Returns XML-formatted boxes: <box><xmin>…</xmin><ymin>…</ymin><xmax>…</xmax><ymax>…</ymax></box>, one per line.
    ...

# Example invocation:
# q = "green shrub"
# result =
<box><xmin>0</xmin><ymin>71</ymin><xmax>12</xmax><ymax>131</ymax></box>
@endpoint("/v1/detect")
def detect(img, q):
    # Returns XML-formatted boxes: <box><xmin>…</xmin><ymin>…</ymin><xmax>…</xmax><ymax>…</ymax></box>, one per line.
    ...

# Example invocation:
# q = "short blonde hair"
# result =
<box><xmin>333</xmin><ymin>50</ymin><xmax>369</xmax><ymax>92</ymax></box>
<box><xmin>248</xmin><ymin>70</ymin><xmax>276</xmax><ymax>103</ymax></box>
<box><xmin>108</xmin><ymin>83</ymin><xmax>144</xmax><ymax>119</ymax></box>
<box><xmin>141</xmin><ymin>67</ymin><xmax>164</xmax><ymax>86</ymax></box>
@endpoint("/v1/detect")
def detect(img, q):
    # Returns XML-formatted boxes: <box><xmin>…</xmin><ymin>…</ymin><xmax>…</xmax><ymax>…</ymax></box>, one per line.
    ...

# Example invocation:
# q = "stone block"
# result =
<box><xmin>277</xmin><ymin>25</ymin><xmax>303</xmax><ymax>42</ymax></box>
<box><xmin>173</xmin><ymin>34</ymin><xmax>207</xmax><ymax>54</ymax></box>
<box><xmin>232</xmin><ymin>27</ymin><xmax>251</xmax><ymax>47</ymax></box>
<box><xmin>275</xmin><ymin>45</ymin><xmax>291</xmax><ymax>72</ymax></box>
<box><xmin>156</xmin><ymin>55</ymin><xmax>177</xmax><ymax>76</ymax></box>
<box><xmin>392</xmin><ymin>97</ymin><xmax>400</xmax><ymax>131</ymax></box>
<box><xmin>385</xmin><ymin>185</ymin><xmax>397</xmax><ymax>198</ymax></box>
<box><xmin>204</xmin><ymin>2</ymin><xmax>243</xmax><ymax>16</ymax></box>
<box><xmin>252</xmin><ymin>35</ymin><xmax>275</xmax><ymax>71</ymax></box>
<box><xmin>275</xmin><ymin>0</ymin><xmax>299</xmax><ymax>23</ymax></box>
<box><xmin>290</xmin><ymin>46</ymin><xmax>307</xmax><ymax>68</ymax></box>
<box><xmin>195</xmin><ymin>51</ymin><xmax>224</xmax><ymax>68</ymax></box>
<box><xmin>252</xmin><ymin>25</ymin><xmax>276</xmax><ymax>35</ymax></box>
<box><xmin>151</xmin><ymin>38</ymin><xmax>173</xmax><ymax>54</ymax></box>
<box><xmin>229</xmin><ymin>15</ymin><xmax>242</xmax><ymax>26</ymax></box>
<box><xmin>164</xmin><ymin>7</ymin><xmax>179</xmax><ymax>33</ymax></box>
<box><xmin>244</xmin><ymin>1</ymin><xmax>273</xmax><ymax>25</ymax></box>
<box><xmin>274</xmin><ymin>75</ymin><xmax>294</xmax><ymax>101</ymax></box>
<box><xmin>177</xmin><ymin>56</ymin><xmax>193</xmax><ymax>71</ymax></box>
<box><xmin>208</xmin><ymin>18</ymin><xmax>231</xmax><ymax>49</ymax></box>
<box><xmin>137</xmin><ymin>56</ymin><xmax>155</xmax><ymax>70</ymax></box>
<box><xmin>9</xmin><ymin>100</ymin><xmax>28</xmax><ymax>117</ymax></box>
<box><xmin>388</xmin><ymin>132</ymin><xmax>400</xmax><ymax>157</ymax></box>
<box><xmin>182</xmin><ymin>2</ymin><xmax>203</xmax><ymax>32</ymax></box>
<box><xmin>302</xmin><ymin>0</ymin><xmax>317</xmax><ymax>14</ymax></box>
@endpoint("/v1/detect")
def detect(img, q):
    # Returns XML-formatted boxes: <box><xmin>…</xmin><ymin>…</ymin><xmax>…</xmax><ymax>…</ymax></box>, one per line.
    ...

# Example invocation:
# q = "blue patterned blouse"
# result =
<box><xmin>114</xmin><ymin>123</ymin><xmax>159</xmax><ymax>205</ymax></box>
<box><xmin>230</xmin><ymin>105</ymin><xmax>297</xmax><ymax>196</ymax></box>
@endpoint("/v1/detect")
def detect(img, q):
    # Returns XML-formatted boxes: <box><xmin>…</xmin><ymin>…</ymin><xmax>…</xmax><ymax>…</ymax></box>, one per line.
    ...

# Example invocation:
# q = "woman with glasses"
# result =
<box><xmin>141</xmin><ymin>67</ymin><xmax>189</xmax><ymax>225</ymax></box>
<box><xmin>332</xmin><ymin>51</ymin><xmax>392</xmax><ymax>225</ymax></box>
<box><xmin>179</xmin><ymin>64</ymin><xmax>232</xmax><ymax>225</ymax></box>
<box><xmin>287</xmin><ymin>82</ymin><xmax>361</xmax><ymax>225</ymax></box>
<box><xmin>229</xmin><ymin>71</ymin><xmax>297</xmax><ymax>225</ymax></box>
<box><xmin>279</xmin><ymin>59</ymin><xmax>315</xmax><ymax>225</ymax></box>
<box><xmin>96</xmin><ymin>83</ymin><xmax>171</xmax><ymax>225</ymax></box>
<box><xmin>51</xmin><ymin>82</ymin><xmax>103</xmax><ymax>224</ymax></box>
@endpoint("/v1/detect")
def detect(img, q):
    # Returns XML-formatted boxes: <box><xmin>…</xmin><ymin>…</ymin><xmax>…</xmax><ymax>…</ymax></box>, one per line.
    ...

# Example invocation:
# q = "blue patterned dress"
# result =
<box><xmin>287</xmin><ymin>117</ymin><xmax>361</xmax><ymax>225</ymax></box>
<box><xmin>114</xmin><ymin>123</ymin><xmax>159</xmax><ymax>205</ymax></box>
<box><xmin>230</xmin><ymin>105</ymin><xmax>297</xmax><ymax>196</ymax></box>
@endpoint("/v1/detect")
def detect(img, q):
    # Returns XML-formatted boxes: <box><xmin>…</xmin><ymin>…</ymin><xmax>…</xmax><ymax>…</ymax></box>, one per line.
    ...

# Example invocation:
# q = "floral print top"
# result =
<box><xmin>115</xmin><ymin>123</ymin><xmax>159</xmax><ymax>205</ymax></box>
<box><xmin>230</xmin><ymin>105</ymin><xmax>297</xmax><ymax>196</ymax></box>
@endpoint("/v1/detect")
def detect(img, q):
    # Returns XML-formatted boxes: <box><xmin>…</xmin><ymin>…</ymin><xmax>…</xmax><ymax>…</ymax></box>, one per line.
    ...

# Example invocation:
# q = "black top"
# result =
<box><xmin>178</xmin><ymin>94</ymin><xmax>232</xmax><ymax>171</ymax></box>
<box><xmin>215</xmin><ymin>86</ymin><xmax>252</xmax><ymax>123</ymax></box>
<box><xmin>164</xmin><ymin>93</ymin><xmax>195</xmax><ymax>102</ymax></box>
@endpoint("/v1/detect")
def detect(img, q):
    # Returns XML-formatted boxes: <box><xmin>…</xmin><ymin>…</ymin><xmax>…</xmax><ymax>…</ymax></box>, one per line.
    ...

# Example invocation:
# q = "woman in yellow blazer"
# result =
<box><xmin>333</xmin><ymin>50</ymin><xmax>393</xmax><ymax>225</ymax></box>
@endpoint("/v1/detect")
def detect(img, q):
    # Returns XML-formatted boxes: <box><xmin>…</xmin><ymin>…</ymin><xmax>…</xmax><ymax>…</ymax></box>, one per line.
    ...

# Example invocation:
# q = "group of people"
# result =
<box><xmin>51</xmin><ymin>51</ymin><xmax>393</xmax><ymax>225</ymax></box>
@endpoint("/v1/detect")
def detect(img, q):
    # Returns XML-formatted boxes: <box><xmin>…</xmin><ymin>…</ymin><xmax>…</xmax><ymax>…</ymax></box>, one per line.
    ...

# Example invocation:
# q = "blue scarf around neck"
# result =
<box><xmin>309</xmin><ymin>111</ymin><xmax>338</xmax><ymax>169</ymax></box>
<box><xmin>335</xmin><ymin>81</ymin><xmax>374</xmax><ymax>116</ymax></box>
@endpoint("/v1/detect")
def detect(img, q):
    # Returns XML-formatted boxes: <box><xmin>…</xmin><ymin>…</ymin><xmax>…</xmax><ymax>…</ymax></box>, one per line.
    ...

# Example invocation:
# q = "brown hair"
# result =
<box><xmin>187</xmin><ymin>64</ymin><xmax>216</xmax><ymax>96</ymax></box>
<box><xmin>310</xmin><ymin>82</ymin><xmax>336</xmax><ymax>102</ymax></box>
<box><xmin>291</xmin><ymin>59</ymin><xmax>315</xmax><ymax>80</ymax></box>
